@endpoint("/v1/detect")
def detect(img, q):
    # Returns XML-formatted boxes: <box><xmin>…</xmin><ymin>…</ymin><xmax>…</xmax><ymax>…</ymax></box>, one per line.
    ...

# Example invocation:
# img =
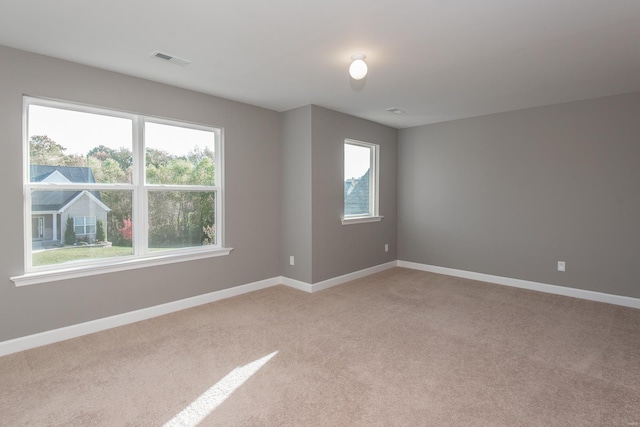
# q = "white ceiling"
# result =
<box><xmin>1</xmin><ymin>0</ymin><xmax>639</xmax><ymax>128</ymax></box>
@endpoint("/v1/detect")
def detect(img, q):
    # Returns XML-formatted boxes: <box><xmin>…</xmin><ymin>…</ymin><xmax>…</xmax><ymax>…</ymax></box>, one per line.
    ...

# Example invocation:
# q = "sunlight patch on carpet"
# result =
<box><xmin>164</xmin><ymin>351</ymin><xmax>278</xmax><ymax>427</ymax></box>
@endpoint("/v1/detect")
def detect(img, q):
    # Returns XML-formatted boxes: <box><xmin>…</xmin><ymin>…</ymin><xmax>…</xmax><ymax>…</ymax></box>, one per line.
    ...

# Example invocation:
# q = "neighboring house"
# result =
<box><xmin>344</xmin><ymin>168</ymin><xmax>370</xmax><ymax>216</ymax></box>
<box><xmin>30</xmin><ymin>165</ymin><xmax>110</xmax><ymax>245</ymax></box>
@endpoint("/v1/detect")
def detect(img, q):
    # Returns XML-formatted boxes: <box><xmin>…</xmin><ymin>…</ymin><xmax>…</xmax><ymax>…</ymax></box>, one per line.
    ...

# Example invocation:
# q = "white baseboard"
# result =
<box><xmin>280</xmin><ymin>276</ymin><xmax>313</xmax><ymax>293</ymax></box>
<box><xmin>0</xmin><ymin>261</ymin><xmax>397</xmax><ymax>357</ymax></box>
<box><xmin>0</xmin><ymin>276</ymin><xmax>280</xmax><ymax>357</ymax></box>
<box><xmin>308</xmin><ymin>261</ymin><xmax>398</xmax><ymax>293</ymax></box>
<box><xmin>279</xmin><ymin>261</ymin><xmax>397</xmax><ymax>294</ymax></box>
<box><xmin>398</xmin><ymin>260</ymin><xmax>640</xmax><ymax>309</ymax></box>
<box><xmin>7</xmin><ymin>259</ymin><xmax>633</xmax><ymax>358</ymax></box>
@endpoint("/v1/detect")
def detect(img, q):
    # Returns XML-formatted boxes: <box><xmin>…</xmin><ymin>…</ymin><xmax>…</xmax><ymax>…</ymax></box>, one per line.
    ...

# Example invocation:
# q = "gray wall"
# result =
<box><xmin>280</xmin><ymin>106</ymin><xmax>313</xmax><ymax>283</ymax></box>
<box><xmin>0</xmin><ymin>45</ymin><xmax>282</xmax><ymax>342</ymax></box>
<box><xmin>1</xmin><ymin>45</ymin><xmax>398</xmax><ymax>343</ymax></box>
<box><xmin>310</xmin><ymin>106</ymin><xmax>397</xmax><ymax>283</ymax></box>
<box><xmin>398</xmin><ymin>92</ymin><xmax>640</xmax><ymax>298</ymax></box>
<box><xmin>8</xmin><ymin>39</ymin><xmax>637</xmax><ymax>344</ymax></box>
<box><xmin>280</xmin><ymin>105</ymin><xmax>398</xmax><ymax>284</ymax></box>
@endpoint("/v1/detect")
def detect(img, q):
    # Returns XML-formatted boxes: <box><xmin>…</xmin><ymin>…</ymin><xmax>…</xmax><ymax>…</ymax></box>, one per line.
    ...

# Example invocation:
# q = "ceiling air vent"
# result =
<box><xmin>151</xmin><ymin>51</ymin><xmax>191</xmax><ymax>66</ymax></box>
<box><xmin>385</xmin><ymin>107</ymin><xmax>405</xmax><ymax>115</ymax></box>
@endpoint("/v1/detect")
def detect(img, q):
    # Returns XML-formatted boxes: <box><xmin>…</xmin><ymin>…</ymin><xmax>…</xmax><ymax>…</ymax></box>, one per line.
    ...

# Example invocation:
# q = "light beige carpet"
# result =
<box><xmin>1</xmin><ymin>268</ymin><xmax>639</xmax><ymax>426</ymax></box>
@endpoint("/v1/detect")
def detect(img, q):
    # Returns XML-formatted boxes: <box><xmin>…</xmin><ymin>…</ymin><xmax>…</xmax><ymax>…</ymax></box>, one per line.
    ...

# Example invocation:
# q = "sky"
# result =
<box><xmin>344</xmin><ymin>143</ymin><xmax>371</xmax><ymax>180</ymax></box>
<box><xmin>28</xmin><ymin>105</ymin><xmax>214</xmax><ymax>157</ymax></box>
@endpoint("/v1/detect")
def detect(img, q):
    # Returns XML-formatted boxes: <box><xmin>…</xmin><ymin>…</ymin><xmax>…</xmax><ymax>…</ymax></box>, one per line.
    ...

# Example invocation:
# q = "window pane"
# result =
<box><xmin>28</xmin><ymin>105</ymin><xmax>133</xmax><ymax>184</ymax></box>
<box><xmin>344</xmin><ymin>143</ymin><xmax>371</xmax><ymax>216</ymax></box>
<box><xmin>148</xmin><ymin>191</ymin><xmax>216</xmax><ymax>250</ymax></box>
<box><xmin>73</xmin><ymin>217</ymin><xmax>82</xmax><ymax>234</ymax></box>
<box><xmin>145</xmin><ymin>122</ymin><xmax>216</xmax><ymax>186</ymax></box>
<box><xmin>31</xmin><ymin>190</ymin><xmax>133</xmax><ymax>267</ymax></box>
<box><xmin>86</xmin><ymin>217</ymin><xmax>96</xmax><ymax>234</ymax></box>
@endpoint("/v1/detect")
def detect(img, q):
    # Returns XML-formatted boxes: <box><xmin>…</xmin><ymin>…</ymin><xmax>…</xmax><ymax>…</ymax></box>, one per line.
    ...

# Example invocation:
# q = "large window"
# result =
<box><xmin>20</xmin><ymin>97</ymin><xmax>226</xmax><ymax>280</ymax></box>
<box><xmin>343</xmin><ymin>139</ymin><xmax>381</xmax><ymax>224</ymax></box>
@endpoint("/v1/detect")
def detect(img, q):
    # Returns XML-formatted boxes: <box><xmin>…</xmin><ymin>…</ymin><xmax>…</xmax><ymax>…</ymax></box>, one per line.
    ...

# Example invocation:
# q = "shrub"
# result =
<box><xmin>64</xmin><ymin>217</ymin><xmax>76</xmax><ymax>245</ymax></box>
<box><xmin>96</xmin><ymin>219</ymin><xmax>105</xmax><ymax>242</ymax></box>
<box><xmin>117</xmin><ymin>217</ymin><xmax>133</xmax><ymax>247</ymax></box>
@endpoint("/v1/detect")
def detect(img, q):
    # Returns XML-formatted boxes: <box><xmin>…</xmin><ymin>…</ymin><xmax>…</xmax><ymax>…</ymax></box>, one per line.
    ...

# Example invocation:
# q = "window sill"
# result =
<box><xmin>11</xmin><ymin>247</ymin><xmax>233</xmax><ymax>287</ymax></box>
<box><xmin>341</xmin><ymin>215</ymin><xmax>384</xmax><ymax>225</ymax></box>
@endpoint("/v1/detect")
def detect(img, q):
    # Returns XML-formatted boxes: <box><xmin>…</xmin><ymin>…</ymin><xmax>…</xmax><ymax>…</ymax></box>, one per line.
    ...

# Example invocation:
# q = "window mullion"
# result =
<box><xmin>133</xmin><ymin>116</ymin><xmax>147</xmax><ymax>257</ymax></box>
<box><xmin>24</xmin><ymin>184</ymin><xmax>33</xmax><ymax>271</ymax></box>
<box><xmin>27</xmin><ymin>183</ymin><xmax>135</xmax><ymax>191</ymax></box>
<box><xmin>216</xmin><ymin>128</ymin><xmax>223</xmax><ymax>246</ymax></box>
<box><xmin>146</xmin><ymin>185</ymin><xmax>218</xmax><ymax>192</ymax></box>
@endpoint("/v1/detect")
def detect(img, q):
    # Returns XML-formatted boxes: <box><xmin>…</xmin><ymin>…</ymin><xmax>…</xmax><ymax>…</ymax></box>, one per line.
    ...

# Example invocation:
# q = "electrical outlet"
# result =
<box><xmin>290</xmin><ymin>256</ymin><xmax>295</xmax><ymax>266</ymax></box>
<box><xmin>558</xmin><ymin>261</ymin><xmax>565</xmax><ymax>272</ymax></box>
<box><xmin>384</xmin><ymin>244</ymin><xmax>389</xmax><ymax>252</ymax></box>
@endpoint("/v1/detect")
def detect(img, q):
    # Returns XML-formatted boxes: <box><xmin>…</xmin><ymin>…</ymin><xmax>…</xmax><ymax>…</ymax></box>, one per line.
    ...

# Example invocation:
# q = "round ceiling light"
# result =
<box><xmin>349</xmin><ymin>54</ymin><xmax>368</xmax><ymax>80</ymax></box>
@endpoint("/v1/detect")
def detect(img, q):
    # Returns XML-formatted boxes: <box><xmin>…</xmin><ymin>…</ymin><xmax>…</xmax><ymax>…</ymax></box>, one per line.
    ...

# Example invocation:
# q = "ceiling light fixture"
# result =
<box><xmin>349</xmin><ymin>54</ymin><xmax>368</xmax><ymax>80</ymax></box>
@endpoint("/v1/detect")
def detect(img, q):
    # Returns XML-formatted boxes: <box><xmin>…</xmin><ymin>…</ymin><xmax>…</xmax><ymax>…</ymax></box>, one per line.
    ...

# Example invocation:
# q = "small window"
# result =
<box><xmin>74</xmin><ymin>216</ymin><xmax>96</xmax><ymax>235</ymax></box>
<box><xmin>343</xmin><ymin>139</ymin><xmax>381</xmax><ymax>224</ymax></box>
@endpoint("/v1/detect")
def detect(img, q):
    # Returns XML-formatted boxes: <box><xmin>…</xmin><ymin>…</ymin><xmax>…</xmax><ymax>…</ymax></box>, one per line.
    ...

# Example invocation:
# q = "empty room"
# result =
<box><xmin>1</xmin><ymin>1</ymin><xmax>639</xmax><ymax>425</ymax></box>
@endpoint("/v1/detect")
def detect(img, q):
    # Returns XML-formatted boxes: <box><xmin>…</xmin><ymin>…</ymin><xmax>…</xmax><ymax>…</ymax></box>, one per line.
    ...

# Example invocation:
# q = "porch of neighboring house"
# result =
<box><xmin>31</xmin><ymin>213</ymin><xmax>62</xmax><ymax>250</ymax></box>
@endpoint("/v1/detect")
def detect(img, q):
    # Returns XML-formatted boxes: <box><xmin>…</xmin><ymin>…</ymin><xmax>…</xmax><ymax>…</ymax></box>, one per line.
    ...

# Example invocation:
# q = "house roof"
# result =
<box><xmin>30</xmin><ymin>165</ymin><xmax>106</xmax><ymax>213</ymax></box>
<box><xmin>30</xmin><ymin>165</ymin><xmax>96</xmax><ymax>184</ymax></box>
<box><xmin>344</xmin><ymin>169</ymin><xmax>370</xmax><ymax>216</ymax></box>
<box><xmin>32</xmin><ymin>190</ymin><xmax>84</xmax><ymax>212</ymax></box>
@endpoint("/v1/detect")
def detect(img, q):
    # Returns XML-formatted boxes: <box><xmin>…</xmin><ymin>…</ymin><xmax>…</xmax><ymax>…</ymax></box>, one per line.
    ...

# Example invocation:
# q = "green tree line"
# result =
<box><xmin>30</xmin><ymin>135</ymin><xmax>216</xmax><ymax>248</ymax></box>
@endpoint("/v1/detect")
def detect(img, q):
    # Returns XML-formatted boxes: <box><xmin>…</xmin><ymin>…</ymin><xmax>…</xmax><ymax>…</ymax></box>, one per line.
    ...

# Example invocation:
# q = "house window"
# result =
<box><xmin>19</xmin><ymin>96</ymin><xmax>227</xmax><ymax>280</ymax></box>
<box><xmin>74</xmin><ymin>216</ymin><xmax>96</xmax><ymax>235</ymax></box>
<box><xmin>342</xmin><ymin>139</ymin><xmax>382</xmax><ymax>225</ymax></box>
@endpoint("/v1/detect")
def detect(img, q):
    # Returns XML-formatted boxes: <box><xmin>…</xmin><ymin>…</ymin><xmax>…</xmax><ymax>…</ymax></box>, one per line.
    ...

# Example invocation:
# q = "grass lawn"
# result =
<box><xmin>32</xmin><ymin>245</ymin><xmax>133</xmax><ymax>267</ymax></box>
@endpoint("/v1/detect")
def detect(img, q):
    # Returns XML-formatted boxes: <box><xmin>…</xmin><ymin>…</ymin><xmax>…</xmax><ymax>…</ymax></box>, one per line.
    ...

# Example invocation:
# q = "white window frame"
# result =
<box><xmin>342</xmin><ymin>138</ymin><xmax>383</xmax><ymax>225</ymax></box>
<box><xmin>12</xmin><ymin>97</ymin><xmax>230</xmax><ymax>287</ymax></box>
